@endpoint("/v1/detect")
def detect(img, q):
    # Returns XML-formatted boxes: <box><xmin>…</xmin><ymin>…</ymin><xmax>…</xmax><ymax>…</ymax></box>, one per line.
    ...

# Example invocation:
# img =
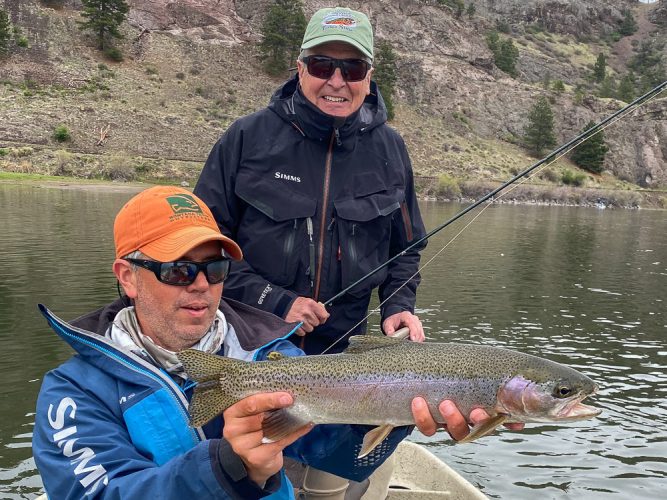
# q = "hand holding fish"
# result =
<box><xmin>285</xmin><ymin>297</ymin><xmax>330</xmax><ymax>336</ymax></box>
<box><xmin>411</xmin><ymin>398</ymin><xmax>524</xmax><ymax>441</ymax></box>
<box><xmin>383</xmin><ymin>312</ymin><xmax>425</xmax><ymax>342</ymax></box>
<box><xmin>222</xmin><ymin>391</ymin><xmax>314</xmax><ymax>486</ymax></box>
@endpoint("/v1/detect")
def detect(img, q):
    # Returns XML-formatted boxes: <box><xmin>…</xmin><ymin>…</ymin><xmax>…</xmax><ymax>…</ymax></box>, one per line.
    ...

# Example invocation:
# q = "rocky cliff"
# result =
<box><xmin>0</xmin><ymin>0</ymin><xmax>665</xmax><ymax>189</ymax></box>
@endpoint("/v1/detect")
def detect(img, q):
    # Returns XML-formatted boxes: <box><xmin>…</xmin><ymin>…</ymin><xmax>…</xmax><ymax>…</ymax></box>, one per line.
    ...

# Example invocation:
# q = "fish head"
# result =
<box><xmin>496</xmin><ymin>370</ymin><xmax>601</xmax><ymax>423</ymax></box>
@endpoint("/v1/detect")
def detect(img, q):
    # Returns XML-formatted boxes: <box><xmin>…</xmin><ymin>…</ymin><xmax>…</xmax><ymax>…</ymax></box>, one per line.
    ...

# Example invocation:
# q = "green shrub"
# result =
<box><xmin>53</xmin><ymin>124</ymin><xmax>71</xmax><ymax>142</ymax></box>
<box><xmin>17</xmin><ymin>35</ymin><xmax>28</xmax><ymax>48</ymax></box>
<box><xmin>104</xmin><ymin>47</ymin><xmax>123</xmax><ymax>62</ymax></box>
<box><xmin>436</xmin><ymin>174</ymin><xmax>461</xmax><ymax>199</ymax></box>
<box><xmin>145</xmin><ymin>66</ymin><xmax>158</xmax><ymax>75</ymax></box>
<box><xmin>561</xmin><ymin>169</ymin><xmax>586</xmax><ymax>186</ymax></box>
<box><xmin>0</xmin><ymin>147</ymin><xmax>8</xmax><ymax>156</ymax></box>
<box><xmin>175</xmin><ymin>72</ymin><xmax>185</xmax><ymax>80</ymax></box>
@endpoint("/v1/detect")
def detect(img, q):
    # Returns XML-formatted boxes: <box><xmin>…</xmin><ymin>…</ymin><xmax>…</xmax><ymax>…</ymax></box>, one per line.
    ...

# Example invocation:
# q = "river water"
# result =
<box><xmin>0</xmin><ymin>183</ymin><xmax>665</xmax><ymax>499</ymax></box>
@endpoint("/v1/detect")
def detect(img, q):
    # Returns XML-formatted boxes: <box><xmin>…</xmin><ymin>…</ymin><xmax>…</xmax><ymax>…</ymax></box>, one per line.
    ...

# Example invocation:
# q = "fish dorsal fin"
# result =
<box><xmin>359</xmin><ymin>424</ymin><xmax>395</xmax><ymax>458</ymax></box>
<box><xmin>262</xmin><ymin>408</ymin><xmax>311</xmax><ymax>442</ymax></box>
<box><xmin>457</xmin><ymin>414</ymin><xmax>509</xmax><ymax>444</ymax></box>
<box><xmin>344</xmin><ymin>335</ymin><xmax>404</xmax><ymax>354</ymax></box>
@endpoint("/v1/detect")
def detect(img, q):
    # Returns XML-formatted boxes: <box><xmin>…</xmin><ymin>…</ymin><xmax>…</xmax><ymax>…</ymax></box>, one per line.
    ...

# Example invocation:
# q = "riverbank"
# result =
<box><xmin>2</xmin><ymin>169</ymin><xmax>665</xmax><ymax>210</ymax></box>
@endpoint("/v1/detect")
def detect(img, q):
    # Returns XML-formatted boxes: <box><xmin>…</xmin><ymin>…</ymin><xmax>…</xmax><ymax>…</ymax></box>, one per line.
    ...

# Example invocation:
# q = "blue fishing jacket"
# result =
<box><xmin>33</xmin><ymin>298</ymin><xmax>409</xmax><ymax>499</ymax></box>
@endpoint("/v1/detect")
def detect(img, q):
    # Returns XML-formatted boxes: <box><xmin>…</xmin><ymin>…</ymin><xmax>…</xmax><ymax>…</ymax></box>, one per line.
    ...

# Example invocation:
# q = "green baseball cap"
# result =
<box><xmin>301</xmin><ymin>7</ymin><xmax>373</xmax><ymax>61</ymax></box>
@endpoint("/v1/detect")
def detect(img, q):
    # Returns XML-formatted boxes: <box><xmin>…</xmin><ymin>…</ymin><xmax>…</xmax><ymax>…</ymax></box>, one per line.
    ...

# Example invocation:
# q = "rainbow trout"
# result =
<box><xmin>178</xmin><ymin>336</ymin><xmax>600</xmax><ymax>457</ymax></box>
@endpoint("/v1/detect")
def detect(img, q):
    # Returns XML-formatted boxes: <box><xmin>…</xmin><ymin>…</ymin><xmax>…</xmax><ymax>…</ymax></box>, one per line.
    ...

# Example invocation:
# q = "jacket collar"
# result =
<box><xmin>268</xmin><ymin>75</ymin><xmax>387</xmax><ymax>142</ymax></box>
<box><xmin>70</xmin><ymin>297</ymin><xmax>300</xmax><ymax>352</ymax></box>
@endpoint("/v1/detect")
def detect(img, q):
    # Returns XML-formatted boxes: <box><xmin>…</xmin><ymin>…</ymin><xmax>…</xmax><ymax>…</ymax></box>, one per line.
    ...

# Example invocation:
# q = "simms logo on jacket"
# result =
<box><xmin>275</xmin><ymin>172</ymin><xmax>301</xmax><ymax>183</ymax></box>
<box><xmin>48</xmin><ymin>397</ymin><xmax>109</xmax><ymax>494</ymax></box>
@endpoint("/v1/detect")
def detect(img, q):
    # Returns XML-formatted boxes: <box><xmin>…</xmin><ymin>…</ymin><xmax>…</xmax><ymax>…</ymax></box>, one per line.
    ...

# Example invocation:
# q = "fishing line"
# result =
<box><xmin>319</xmin><ymin>80</ymin><xmax>667</xmax><ymax>353</ymax></box>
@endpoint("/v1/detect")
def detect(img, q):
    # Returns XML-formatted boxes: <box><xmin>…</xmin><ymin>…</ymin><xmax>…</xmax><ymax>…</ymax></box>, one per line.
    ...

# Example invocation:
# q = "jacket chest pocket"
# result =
<box><xmin>235</xmin><ymin>180</ymin><xmax>316</xmax><ymax>287</ymax></box>
<box><xmin>333</xmin><ymin>189</ymin><xmax>403</xmax><ymax>297</ymax></box>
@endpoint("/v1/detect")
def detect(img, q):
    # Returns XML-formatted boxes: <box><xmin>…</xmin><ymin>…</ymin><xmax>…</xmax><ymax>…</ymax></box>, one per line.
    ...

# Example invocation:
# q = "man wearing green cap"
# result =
<box><xmin>196</xmin><ymin>5</ymin><xmax>427</xmax><ymax>355</ymax></box>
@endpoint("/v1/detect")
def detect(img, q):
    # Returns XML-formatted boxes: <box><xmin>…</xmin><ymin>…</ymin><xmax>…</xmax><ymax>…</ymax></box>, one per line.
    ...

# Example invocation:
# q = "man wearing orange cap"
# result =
<box><xmin>33</xmin><ymin>186</ymin><xmax>467</xmax><ymax>499</ymax></box>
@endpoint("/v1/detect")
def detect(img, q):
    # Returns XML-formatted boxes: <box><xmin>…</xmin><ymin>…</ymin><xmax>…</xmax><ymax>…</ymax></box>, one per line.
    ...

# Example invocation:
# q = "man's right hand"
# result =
<box><xmin>223</xmin><ymin>392</ymin><xmax>313</xmax><ymax>487</ymax></box>
<box><xmin>285</xmin><ymin>297</ymin><xmax>329</xmax><ymax>336</ymax></box>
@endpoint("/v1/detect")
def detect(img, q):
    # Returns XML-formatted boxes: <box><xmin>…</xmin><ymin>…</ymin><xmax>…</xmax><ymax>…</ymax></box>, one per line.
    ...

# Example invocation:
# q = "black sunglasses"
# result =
<box><xmin>302</xmin><ymin>55</ymin><xmax>370</xmax><ymax>82</ymax></box>
<box><xmin>125</xmin><ymin>258</ymin><xmax>231</xmax><ymax>286</ymax></box>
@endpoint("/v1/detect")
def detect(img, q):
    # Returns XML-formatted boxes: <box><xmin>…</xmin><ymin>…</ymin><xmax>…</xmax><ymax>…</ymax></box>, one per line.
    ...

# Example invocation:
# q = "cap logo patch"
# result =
<box><xmin>166</xmin><ymin>193</ymin><xmax>203</xmax><ymax>215</ymax></box>
<box><xmin>322</xmin><ymin>12</ymin><xmax>357</xmax><ymax>31</ymax></box>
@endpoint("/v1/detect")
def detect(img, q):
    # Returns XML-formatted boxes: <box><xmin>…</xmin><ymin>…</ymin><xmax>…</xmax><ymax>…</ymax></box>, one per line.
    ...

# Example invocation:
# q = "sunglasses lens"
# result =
<box><xmin>205</xmin><ymin>260</ymin><xmax>230</xmax><ymax>284</ymax></box>
<box><xmin>157</xmin><ymin>260</ymin><xmax>230</xmax><ymax>285</ymax></box>
<box><xmin>307</xmin><ymin>57</ymin><xmax>335</xmax><ymax>79</ymax></box>
<box><xmin>306</xmin><ymin>57</ymin><xmax>368</xmax><ymax>82</ymax></box>
<box><xmin>342</xmin><ymin>60</ymin><xmax>368</xmax><ymax>81</ymax></box>
<box><xmin>160</xmin><ymin>262</ymin><xmax>197</xmax><ymax>285</ymax></box>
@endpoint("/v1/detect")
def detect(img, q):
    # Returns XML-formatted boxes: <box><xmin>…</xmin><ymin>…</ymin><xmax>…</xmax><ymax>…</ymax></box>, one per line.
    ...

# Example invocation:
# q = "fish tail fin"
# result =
<box><xmin>177</xmin><ymin>349</ymin><xmax>243</xmax><ymax>427</ymax></box>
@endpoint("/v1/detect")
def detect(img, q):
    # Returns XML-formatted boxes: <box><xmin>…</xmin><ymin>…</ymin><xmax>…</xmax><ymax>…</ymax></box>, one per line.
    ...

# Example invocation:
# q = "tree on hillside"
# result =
<box><xmin>373</xmin><ymin>40</ymin><xmax>398</xmax><ymax>121</ymax></box>
<box><xmin>485</xmin><ymin>30</ymin><xmax>499</xmax><ymax>55</ymax></box>
<box><xmin>552</xmin><ymin>79</ymin><xmax>565</xmax><ymax>93</ymax></box>
<box><xmin>0</xmin><ymin>9</ymin><xmax>11</xmax><ymax>57</ymax></box>
<box><xmin>570</xmin><ymin>121</ymin><xmax>608</xmax><ymax>174</ymax></box>
<box><xmin>616</xmin><ymin>72</ymin><xmax>636</xmax><ymax>103</ymax></box>
<box><xmin>496</xmin><ymin>38</ymin><xmax>519</xmax><ymax>77</ymax></box>
<box><xmin>260</xmin><ymin>0</ymin><xmax>306</xmax><ymax>76</ymax></box>
<box><xmin>523</xmin><ymin>96</ymin><xmax>557</xmax><ymax>156</ymax></box>
<box><xmin>486</xmin><ymin>31</ymin><xmax>519</xmax><ymax>78</ymax></box>
<box><xmin>593</xmin><ymin>53</ymin><xmax>606</xmax><ymax>83</ymax></box>
<box><xmin>629</xmin><ymin>38</ymin><xmax>666</xmax><ymax>93</ymax></box>
<box><xmin>78</xmin><ymin>0</ymin><xmax>129</xmax><ymax>51</ymax></box>
<box><xmin>598</xmin><ymin>75</ymin><xmax>617</xmax><ymax>98</ymax></box>
<box><xmin>466</xmin><ymin>4</ymin><xmax>476</xmax><ymax>19</ymax></box>
<box><xmin>618</xmin><ymin>9</ymin><xmax>638</xmax><ymax>37</ymax></box>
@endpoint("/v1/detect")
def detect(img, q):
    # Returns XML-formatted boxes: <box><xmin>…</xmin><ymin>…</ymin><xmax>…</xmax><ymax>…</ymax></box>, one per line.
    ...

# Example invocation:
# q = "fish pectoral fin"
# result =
<box><xmin>359</xmin><ymin>424</ymin><xmax>395</xmax><ymax>459</ymax></box>
<box><xmin>262</xmin><ymin>408</ymin><xmax>311</xmax><ymax>442</ymax></box>
<box><xmin>457</xmin><ymin>414</ymin><xmax>509</xmax><ymax>444</ymax></box>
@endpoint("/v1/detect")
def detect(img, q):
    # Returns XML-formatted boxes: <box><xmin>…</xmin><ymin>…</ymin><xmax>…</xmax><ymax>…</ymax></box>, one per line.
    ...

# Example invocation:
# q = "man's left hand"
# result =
<box><xmin>383</xmin><ymin>311</ymin><xmax>424</xmax><ymax>342</ymax></box>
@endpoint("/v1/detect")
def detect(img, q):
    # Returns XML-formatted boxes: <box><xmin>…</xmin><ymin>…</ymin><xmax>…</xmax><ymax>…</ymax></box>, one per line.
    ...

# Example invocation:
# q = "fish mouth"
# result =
<box><xmin>556</xmin><ymin>387</ymin><xmax>602</xmax><ymax>421</ymax></box>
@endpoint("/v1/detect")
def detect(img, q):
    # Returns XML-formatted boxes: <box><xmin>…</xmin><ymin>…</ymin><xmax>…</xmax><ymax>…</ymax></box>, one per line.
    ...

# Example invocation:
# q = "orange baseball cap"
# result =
<box><xmin>114</xmin><ymin>186</ymin><xmax>242</xmax><ymax>262</ymax></box>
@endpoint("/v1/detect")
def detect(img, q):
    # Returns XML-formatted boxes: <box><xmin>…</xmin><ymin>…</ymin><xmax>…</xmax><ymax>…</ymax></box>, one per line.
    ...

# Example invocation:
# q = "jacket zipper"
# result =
<box><xmin>307</xmin><ymin>217</ymin><xmax>315</xmax><ymax>296</ymax></box>
<box><xmin>314</xmin><ymin>131</ymin><xmax>337</xmax><ymax>300</ymax></box>
<box><xmin>284</xmin><ymin>219</ymin><xmax>297</xmax><ymax>258</ymax></box>
<box><xmin>400</xmin><ymin>201</ymin><xmax>414</xmax><ymax>241</ymax></box>
<box><xmin>348</xmin><ymin>223</ymin><xmax>357</xmax><ymax>264</ymax></box>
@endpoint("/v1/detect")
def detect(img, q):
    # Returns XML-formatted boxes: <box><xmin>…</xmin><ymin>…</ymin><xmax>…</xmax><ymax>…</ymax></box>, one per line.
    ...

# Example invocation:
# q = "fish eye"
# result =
<box><xmin>553</xmin><ymin>385</ymin><xmax>573</xmax><ymax>398</ymax></box>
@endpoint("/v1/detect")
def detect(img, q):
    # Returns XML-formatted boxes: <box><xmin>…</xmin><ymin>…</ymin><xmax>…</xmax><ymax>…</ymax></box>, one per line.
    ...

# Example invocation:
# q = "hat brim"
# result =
<box><xmin>139</xmin><ymin>226</ymin><xmax>243</xmax><ymax>262</ymax></box>
<box><xmin>301</xmin><ymin>35</ymin><xmax>373</xmax><ymax>61</ymax></box>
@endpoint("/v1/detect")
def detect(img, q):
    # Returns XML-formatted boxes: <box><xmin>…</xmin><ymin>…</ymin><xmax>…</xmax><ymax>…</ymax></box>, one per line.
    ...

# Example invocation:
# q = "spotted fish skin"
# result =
<box><xmin>178</xmin><ymin>335</ymin><xmax>601</xmax><ymax>436</ymax></box>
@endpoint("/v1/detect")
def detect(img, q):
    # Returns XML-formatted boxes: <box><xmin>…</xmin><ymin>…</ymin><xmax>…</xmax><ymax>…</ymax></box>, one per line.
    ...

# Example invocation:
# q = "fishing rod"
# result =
<box><xmin>323</xmin><ymin>79</ymin><xmax>667</xmax><ymax>309</ymax></box>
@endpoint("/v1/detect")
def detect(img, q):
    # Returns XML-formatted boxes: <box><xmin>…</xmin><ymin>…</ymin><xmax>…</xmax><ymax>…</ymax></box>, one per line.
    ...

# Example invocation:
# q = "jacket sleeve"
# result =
<box><xmin>379</xmin><ymin>138</ymin><xmax>427</xmax><ymax>322</ymax></box>
<box><xmin>194</xmin><ymin>127</ymin><xmax>297</xmax><ymax>319</ymax></box>
<box><xmin>33</xmin><ymin>369</ymin><xmax>280</xmax><ymax>500</ymax></box>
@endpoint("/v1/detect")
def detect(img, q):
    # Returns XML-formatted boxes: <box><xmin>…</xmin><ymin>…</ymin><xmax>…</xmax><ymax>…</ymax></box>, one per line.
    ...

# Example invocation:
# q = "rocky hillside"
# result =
<box><xmin>0</xmin><ymin>0</ymin><xmax>665</xmax><ymax>196</ymax></box>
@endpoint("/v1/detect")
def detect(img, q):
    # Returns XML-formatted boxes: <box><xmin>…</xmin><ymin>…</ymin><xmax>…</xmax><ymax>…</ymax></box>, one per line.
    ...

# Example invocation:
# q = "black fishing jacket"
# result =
<box><xmin>195</xmin><ymin>76</ymin><xmax>426</xmax><ymax>354</ymax></box>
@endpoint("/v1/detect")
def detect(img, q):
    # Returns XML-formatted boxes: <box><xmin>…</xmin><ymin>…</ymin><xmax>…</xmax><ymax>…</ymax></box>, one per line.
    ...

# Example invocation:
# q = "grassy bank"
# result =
<box><xmin>2</xmin><ymin>146</ymin><xmax>665</xmax><ymax>210</ymax></box>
